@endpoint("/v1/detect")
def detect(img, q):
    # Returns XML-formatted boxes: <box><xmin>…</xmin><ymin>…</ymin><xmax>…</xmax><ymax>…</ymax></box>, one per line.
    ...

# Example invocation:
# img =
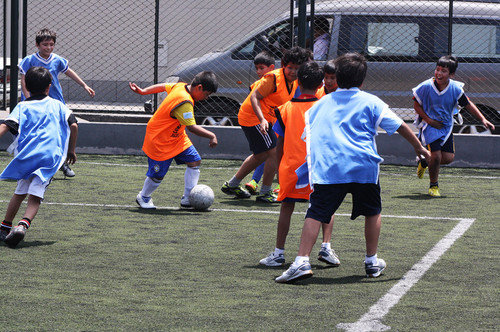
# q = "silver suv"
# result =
<box><xmin>164</xmin><ymin>1</ymin><xmax>500</xmax><ymax>134</ymax></box>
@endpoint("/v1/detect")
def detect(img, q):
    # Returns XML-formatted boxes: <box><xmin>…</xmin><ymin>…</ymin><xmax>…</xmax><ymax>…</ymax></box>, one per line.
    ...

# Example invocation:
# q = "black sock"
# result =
<box><xmin>430</xmin><ymin>182</ymin><xmax>438</xmax><ymax>188</ymax></box>
<box><xmin>1</xmin><ymin>220</ymin><xmax>12</xmax><ymax>232</ymax></box>
<box><xmin>18</xmin><ymin>217</ymin><xmax>31</xmax><ymax>229</ymax></box>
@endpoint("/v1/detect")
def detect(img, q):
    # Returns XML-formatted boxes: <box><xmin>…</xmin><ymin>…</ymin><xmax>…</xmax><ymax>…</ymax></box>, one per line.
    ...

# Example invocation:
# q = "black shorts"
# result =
<box><xmin>427</xmin><ymin>134</ymin><xmax>455</xmax><ymax>153</ymax></box>
<box><xmin>305</xmin><ymin>183</ymin><xmax>382</xmax><ymax>222</ymax></box>
<box><xmin>241</xmin><ymin>124</ymin><xmax>277</xmax><ymax>155</ymax></box>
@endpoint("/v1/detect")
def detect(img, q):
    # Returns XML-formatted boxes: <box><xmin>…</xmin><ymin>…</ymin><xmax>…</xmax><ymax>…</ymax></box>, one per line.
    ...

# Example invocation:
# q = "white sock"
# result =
<box><xmin>294</xmin><ymin>255</ymin><xmax>309</xmax><ymax>265</ymax></box>
<box><xmin>321</xmin><ymin>242</ymin><xmax>331</xmax><ymax>250</ymax></box>
<box><xmin>183</xmin><ymin>166</ymin><xmax>200</xmax><ymax>198</ymax></box>
<box><xmin>260</xmin><ymin>184</ymin><xmax>271</xmax><ymax>195</ymax></box>
<box><xmin>365</xmin><ymin>253</ymin><xmax>377</xmax><ymax>265</ymax></box>
<box><xmin>228</xmin><ymin>176</ymin><xmax>241</xmax><ymax>188</ymax></box>
<box><xmin>274</xmin><ymin>248</ymin><xmax>284</xmax><ymax>256</ymax></box>
<box><xmin>141</xmin><ymin>177</ymin><xmax>161</xmax><ymax>197</ymax></box>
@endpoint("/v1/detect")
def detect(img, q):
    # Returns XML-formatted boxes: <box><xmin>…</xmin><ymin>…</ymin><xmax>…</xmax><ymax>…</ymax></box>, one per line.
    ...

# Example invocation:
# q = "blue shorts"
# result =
<box><xmin>305</xmin><ymin>183</ymin><xmax>382</xmax><ymax>222</ymax></box>
<box><xmin>241</xmin><ymin>124</ymin><xmax>277</xmax><ymax>155</ymax></box>
<box><xmin>427</xmin><ymin>134</ymin><xmax>455</xmax><ymax>153</ymax></box>
<box><xmin>146</xmin><ymin>145</ymin><xmax>201</xmax><ymax>179</ymax></box>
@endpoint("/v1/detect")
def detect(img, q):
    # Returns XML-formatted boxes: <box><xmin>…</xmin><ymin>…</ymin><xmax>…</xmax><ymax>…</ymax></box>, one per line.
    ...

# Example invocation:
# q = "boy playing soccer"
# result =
<box><xmin>0</xmin><ymin>67</ymin><xmax>78</xmax><ymax>248</ymax></box>
<box><xmin>222</xmin><ymin>47</ymin><xmax>310</xmax><ymax>203</ymax></box>
<box><xmin>275</xmin><ymin>53</ymin><xmax>430</xmax><ymax>283</ymax></box>
<box><xmin>259</xmin><ymin>61</ymin><xmax>340</xmax><ymax>267</ymax></box>
<box><xmin>413</xmin><ymin>55</ymin><xmax>494</xmax><ymax>196</ymax></box>
<box><xmin>316</xmin><ymin>59</ymin><xmax>338</xmax><ymax>98</ymax></box>
<box><xmin>129</xmin><ymin>71</ymin><xmax>218</xmax><ymax>209</ymax></box>
<box><xmin>245</xmin><ymin>51</ymin><xmax>275</xmax><ymax>195</ymax></box>
<box><xmin>19</xmin><ymin>28</ymin><xmax>95</xmax><ymax>178</ymax></box>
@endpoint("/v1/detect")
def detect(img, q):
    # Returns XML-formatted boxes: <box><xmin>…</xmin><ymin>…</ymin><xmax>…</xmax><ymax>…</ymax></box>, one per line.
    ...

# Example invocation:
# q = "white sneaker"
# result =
<box><xmin>259</xmin><ymin>252</ymin><xmax>285</xmax><ymax>266</ymax></box>
<box><xmin>180</xmin><ymin>195</ymin><xmax>192</xmax><ymax>208</ymax></box>
<box><xmin>275</xmin><ymin>261</ymin><xmax>313</xmax><ymax>283</ymax></box>
<box><xmin>317</xmin><ymin>248</ymin><xmax>340</xmax><ymax>266</ymax></box>
<box><xmin>136</xmin><ymin>193</ymin><xmax>156</xmax><ymax>209</ymax></box>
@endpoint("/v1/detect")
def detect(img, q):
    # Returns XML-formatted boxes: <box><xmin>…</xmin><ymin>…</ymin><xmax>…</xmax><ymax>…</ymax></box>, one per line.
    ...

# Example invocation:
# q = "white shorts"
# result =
<box><xmin>15</xmin><ymin>176</ymin><xmax>51</xmax><ymax>199</ymax></box>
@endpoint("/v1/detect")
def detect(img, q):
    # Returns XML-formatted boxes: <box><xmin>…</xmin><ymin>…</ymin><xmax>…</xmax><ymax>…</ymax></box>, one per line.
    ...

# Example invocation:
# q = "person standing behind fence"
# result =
<box><xmin>18</xmin><ymin>28</ymin><xmax>95</xmax><ymax>178</ymax></box>
<box><xmin>129</xmin><ymin>71</ymin><xmax>218</xmax><ymax>209</ymax></box>
<box><xmin>0</xmin><ymin>67</ymin><xmax>78</xmax><ymax>248</ymax></box>
<box><xmin>412</xmin><ymin>55</ymin><xmax>495</xmax><ymax>197</ymax></box>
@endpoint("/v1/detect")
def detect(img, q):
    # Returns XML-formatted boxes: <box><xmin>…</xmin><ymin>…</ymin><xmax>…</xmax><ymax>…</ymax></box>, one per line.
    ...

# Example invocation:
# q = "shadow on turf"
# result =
<box><xmin>2</xmin><ymin>240</ymin><xmax>56</xmax><ymax>249</ymax></box>
<box><xmin>219</xmin><ymin>198</ymin><xmax>281</xmax><ymax>207</ymax></box>
<box><xmin>128</xmin><ymin>208</ymin><xmax>211</xmax><ymax>216</ymax></box>
<box><xmin>394</xmin><ymin>193</ymin><xmax>447</xmax><ymax>200</ymax></box>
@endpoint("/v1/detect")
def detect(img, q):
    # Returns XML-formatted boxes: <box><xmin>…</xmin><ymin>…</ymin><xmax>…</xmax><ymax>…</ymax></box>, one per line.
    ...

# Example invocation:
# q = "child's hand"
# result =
<box><xmin>427</xmin><ymin>118</ymin><xmax>443</xmax><ymax>129</ymax></box>
<box><xmin>66</xmin><ymin>152</ymin><xmax>77</xmax><ymax>164</ymax></box>
<box><xmin>416</xmin><ymin>146</ymin><xmax>431</xmax><ymax>163</ymax></box>
<box><xmin>209</xmin><ymin>136</ymin><xmax>218</xmax><ymax>148</ymax></box>
<box><xmin>129</xmin><ymin>82</ymin><xmax>144</xmax><ymax>95</ymax></box>
<box><xmin>483</xmin><ymin>119</ymin><xmax>495</xmax><ymax>131</ymax></box>
<box><xmin>259</xmin><ymin>119</ymin><xmax>269</xmax><ymax>134</ymax></box>
<box><xmin>85</xmin><ymin>85</ymin><xmax>95</xmax><ymax>97</ymax></box>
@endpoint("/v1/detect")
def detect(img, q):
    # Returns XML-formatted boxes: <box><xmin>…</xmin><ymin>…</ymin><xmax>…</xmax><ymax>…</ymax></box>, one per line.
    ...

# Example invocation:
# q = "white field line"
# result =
<box><xmin>77</xmin><ymin>162</ymin><xmax>500</xmax><ymax>179</ymax></box>
<box><xmin>336</xmin><ymin>217</ymin><xmax>476</xmax><ymax>332</ymax></box>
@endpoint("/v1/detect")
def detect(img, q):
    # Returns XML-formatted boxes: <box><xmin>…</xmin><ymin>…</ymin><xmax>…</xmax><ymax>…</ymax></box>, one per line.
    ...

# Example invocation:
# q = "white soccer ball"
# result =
<box><xmin>189</xmin><ymin>184</ymin><xmax>214</xmax><ymax>210</ymax></box>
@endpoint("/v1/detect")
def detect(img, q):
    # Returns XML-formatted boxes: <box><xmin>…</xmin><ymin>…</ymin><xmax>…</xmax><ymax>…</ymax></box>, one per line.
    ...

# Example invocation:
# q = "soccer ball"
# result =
<box><xmin>189</xmin><ymin>184</ymin><xmax>214</xmax><ymax>210</ymax></box>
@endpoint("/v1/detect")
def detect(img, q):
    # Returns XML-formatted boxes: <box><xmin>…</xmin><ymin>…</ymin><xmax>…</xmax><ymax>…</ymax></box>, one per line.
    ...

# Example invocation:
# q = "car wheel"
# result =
<box><xmin>457</xmin><ymin>124</ymin><xmax>492</xmax><ymax>135</ymax></box>
<box><xmin>200</xmin><ymin>116</ymin><xmax>234</xmax><ymax>126</ymax></box>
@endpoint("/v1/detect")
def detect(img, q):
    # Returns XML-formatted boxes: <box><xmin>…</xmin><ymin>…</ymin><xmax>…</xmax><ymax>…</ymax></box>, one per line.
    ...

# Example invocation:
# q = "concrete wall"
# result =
<box><xmin>1</xmin><ymin>123</ymin><xmax>499</xmax><ymax>168</ymax></box>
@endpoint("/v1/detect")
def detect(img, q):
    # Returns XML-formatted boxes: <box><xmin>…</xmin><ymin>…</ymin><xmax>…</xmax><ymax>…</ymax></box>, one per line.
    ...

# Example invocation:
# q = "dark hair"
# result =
<box><xmin>298</xmin><ymin>61</ymin><xmax>324</xmax><ymax>91</ymax></box>
<box><xmin>436</xmin><ymin>55</ymin><xmax>458</xmax><ymax>74</ymax></box>
<box><xmin>191</xmin><ymin>71</ymin><xmax>218</xmax><ymax>93</ymax></box>
<box><xmin>281</xmin><ymin>46</ymin><xmax>310</xmax><ymax>67</ymax></box>
<box><xmin>254</xmin><ymin>50</ymin><xmax>275</xmax><ymax>67</ymax></box>
<box><xmin>25</xmin><ymin>67</ymin><xmax>53</xmax><ymax>95</ymax></box>
<box><xmin>334</xmin><ymin>53</ymin><xmax>367</xmax><ymax>89</ymax></box>
<box><xmin>35</xmin><ymin>28</ymin><xmax>56</xmax><ymax>44</ymax></box>
<box><xmin>314</xmin><ymin>16</ymin><xmax>330</xmax><ymax>34</ymax></box>
<box><xmin>323</xmin><ymin>59</ymin><xmax>336</xmax><ymax>75</ymax></box>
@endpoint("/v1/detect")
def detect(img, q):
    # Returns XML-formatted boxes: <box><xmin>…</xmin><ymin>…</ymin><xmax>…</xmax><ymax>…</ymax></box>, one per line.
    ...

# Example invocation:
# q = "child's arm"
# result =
<box><xmin>64</xmin><ymin>68</ymin><xmax>95</xmax><ymax>97</ymax></box>
<box><xmin>250</xmin><ymin>90</ymin><xmax>268</xmax><ymax>134</ymax></box>
<box><xmin>397</xmin><ymin>122</ymin><xmax>431</xmax><ymax>162</ymax></box>
<box><xmin>186</xmin><ymin>125</ymin><xmax>218</xmax><ymax>148</ymax></box>
<box><xmin>129</xmin><ymin>82</ymin><xmax>166</xmax><ymax>95</ymax></box>
<box><xmin>20</xmin><ymin>74</ymin><xmax>30</xmax><ymax>99</ymax></box>
<box><xmin>0</xmin><ymin>123</ymin><xmax>10</xmax><ymax>138</ymax></box>
<box><xmin>414</xmin><ymin>100</ymin><xmax>443</xmax><ymax>129</ymax></box>
<box><xmin>276</xmin><ymin>135</ymin><xmax>284</xmax><ymax>167</ymax></box>
<box><xmin>464</xmin><ymin>101</ymin><xmax>495</xmax><ymax>131</ymax></box>
<box><xmin>66</xmin><ymin>123</ymin><xmax>78</xmax><ymax>164</ymax></box>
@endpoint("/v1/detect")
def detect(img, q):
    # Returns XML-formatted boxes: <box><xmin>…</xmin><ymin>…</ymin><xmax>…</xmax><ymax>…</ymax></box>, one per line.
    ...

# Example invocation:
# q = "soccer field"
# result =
<box><xmin>0</xmin><ymin>153</ymin><xmax>499</xmax><ymax>331</ymax></box>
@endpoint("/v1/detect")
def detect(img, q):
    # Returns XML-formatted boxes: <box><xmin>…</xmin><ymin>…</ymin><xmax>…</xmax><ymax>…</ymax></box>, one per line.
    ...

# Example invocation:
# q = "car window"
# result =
<box><xmin>232</xmin><ymin>21</ymin><xmax>291</xmax><ymax>60</ymax></box>
<box><xmin>367</xmin><ymin>22</ymin><xmax>419</xmax><ymax>56</ymax></box>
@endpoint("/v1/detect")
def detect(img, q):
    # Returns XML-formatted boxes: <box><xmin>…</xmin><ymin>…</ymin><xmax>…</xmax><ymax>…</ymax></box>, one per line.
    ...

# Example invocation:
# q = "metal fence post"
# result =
<box><xmin>9</xmin><ymin>0</ymin><xmax>19</xmax><ymax>111</ymax></box>
<box><xmin>297</xmin><ymin>0</ymin><xmax>307</xmax><ymax>48</ymax></box>
<box><xmin>448</xmin><ymin>0</ymin><xmax>453</xmax><ymax>55</ymax></box>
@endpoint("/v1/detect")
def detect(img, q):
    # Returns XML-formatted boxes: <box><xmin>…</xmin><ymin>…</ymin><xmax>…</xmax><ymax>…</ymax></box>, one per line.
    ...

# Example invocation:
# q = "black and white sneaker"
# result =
<box><xmin>4</xmin><ymin>225</ymin><xmax>26</xmax><ymax>248</ymax></box>
<box><xmin>60</xmin><ymin>163</ymin><xmax>75</xmax><ymax>177</ymax></box>
<box><xmin>365</xmin><ymin>258</ymin><xmax>386</xmax><ymax>278</ymax></box>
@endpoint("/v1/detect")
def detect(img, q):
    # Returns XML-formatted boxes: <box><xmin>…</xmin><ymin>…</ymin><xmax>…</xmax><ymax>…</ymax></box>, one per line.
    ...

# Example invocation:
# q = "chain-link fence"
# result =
<box><xmin>1</xmin><ymin>0</ymin><xmax>500</xmax><ymax>134</ymax></box>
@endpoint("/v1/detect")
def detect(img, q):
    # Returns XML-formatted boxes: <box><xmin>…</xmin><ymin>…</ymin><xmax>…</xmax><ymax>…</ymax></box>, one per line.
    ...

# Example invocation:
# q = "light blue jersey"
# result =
<box><xmin>19</xmin><ymin>52</ymin><xmax>69</xmax><ymax>103</ymax></box>
<box><xmin>305</xmin><ymin>88</ymin><xmax>403</xmax><ymax>185</ymax></box>
<box><xmin>0</xmin><ymin>96</ymin><xmax>72</xmax><ymax>183</ymax></box>
<box><xmin>412</xmin><ymin>78</ymin><xmax>464</xmax><ymax>146</ymax></box>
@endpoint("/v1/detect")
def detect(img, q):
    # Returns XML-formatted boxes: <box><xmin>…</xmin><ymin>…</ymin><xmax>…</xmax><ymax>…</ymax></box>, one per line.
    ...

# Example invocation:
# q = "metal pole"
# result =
<box><xmin>309</xmin><ymin>0</ymin><xmax>315</xmax><ymax>52</ymax></box>
<box><xmin>297</xmin><ymin>0</ymin><xmax>307</xmax><ymax>48</ymax></box>
<box><xmin>2</xmin><ymin>0</ymin><xmax>7</xmax><ymax>110</ymax></box>
<box><xmin>289</xmin><ymin>0</ymin><xmax>294</xmax><ymax>48</ymax></box>
<box><xmin>9</xmin><ymin>0</ymin><xmax>19</xmax><ymax>110</ymax></box>
<box><xmin>22</xmin><ymin>0</ymin><xmax>27</xmax><ymax>58</ymax></box>
<box><xmin>448</xmin><ymin>0</ymin><xmax>453</xmax><ymax>55</ymax></box>
<box><xmin>153</xmin><ymin>0</ymin><xmax>160</xmax><ymax>111</ymax></box>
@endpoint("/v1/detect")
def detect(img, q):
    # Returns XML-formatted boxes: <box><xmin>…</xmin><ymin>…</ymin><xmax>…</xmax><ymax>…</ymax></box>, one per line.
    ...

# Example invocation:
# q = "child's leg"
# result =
<box><xmin>233</xmin><ymin>152</ymin><xmax>269</xmax><ymax>183</ymax></box>
<box><xmin>428</xmin><ymin>150</ymin><xmax>442</xmax><ymax>184</ymax></box>
<box><xmin>252</xmin><ymin>162</ymin><xmax>265</xmax><ymax>183</ymax></box>
<box><xmin>4</xmin><ymin>193</ymin><xmax>27</xmax><ymax>222</ymax></box>
<box><xmin>321</xmin><ymin>214</ymin><xmax>334</xmax><ymax>243</ymax></box>
<box><xmin>183</xmin><ymin>161</ymin><xmax>201</xmax><ymax>198</ymax></box>
<box><xmin>440</xmin><ymin>151</ymin><xmax>455</xmax><ymax>165</ymax></box>
<box><xmin>276</xmin><ymin>201</ymin><xmax>295</xmax><ymax>249</ymax></box>
<box><xmin>297</xmin><ymin>217</ymin><xmax>323</xmax><ymax>257</ymax></box>
<box><xmin>260</xmin><ymin>148</ymin><xmax>277</xmax><ymax>193</ymax></box>
<box><xmin>140</xmin><ymin>176</ymin><xmax>162</xmax><ymax>197</ymax></box>
<box><xmin>365</xmin><ymin>213</ymin><xmax>381</xmax><ymax>257</ymax></box>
